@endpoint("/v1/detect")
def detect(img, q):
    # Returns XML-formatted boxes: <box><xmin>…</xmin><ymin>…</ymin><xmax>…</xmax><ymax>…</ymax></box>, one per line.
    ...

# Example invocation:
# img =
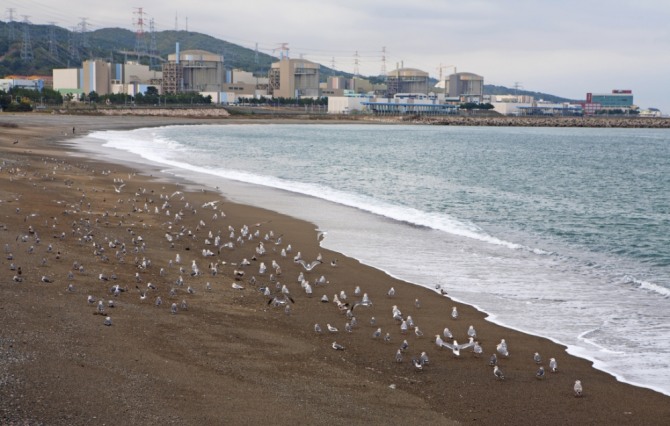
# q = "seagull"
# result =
<box><xmin>400</xmin><ymin>339</ymin><xmax>409</xmax><ymax>352</ymax></box>
<box><xmin>314</xmin><ymin>323</ymin><xmax>322</xmax><ymax>333</ymax></box>
<box><xmin>231</xmin><ymin>283</ymin><xmax>244</xmax><ymax>290</ymax></box>
<box><xmin>370</xmin><ymin>317</ymin><xmax>376</xmax><ymax>326</ymax></box>
<box><xmin>549</xmin><ymin>357</ymin><xmax>558</xmax><ymax>373</ymax></box>
<box><xmin>496</xmin><ymin>339</ymin><xmax>509</xmax><ymax>357</ymax></box>
<box><xmin>494</xmin><ymin>365</ymin><xmax>505</xmax><ymax>380</ymax></box>
<box><xmin>41</xmin><ymin>275</ymin><xmax>53</xmax><ymax>283</ymax></box>
<box><xmin>420</xmin><ymin>351</ymin><xmax>430</xmax><ymax>365</ymax></box>
<box><xmin>372</xmin><ymin>328</ymin><xmax>382</xmax><ymax>339</ymax></box>
<box><xmin>489</xmin><ymin>353</ymin><xmax>498</xmax><ymax>366</ymax></box>
<box><xmin>170</xmin><ymin>303</ymin><xmax>178</xmax><ymax>314</ymax></box>
<box><xmin>384</xmin><ymin>332</ymin><xmax>391</xmax><ymax>343</ymax></box>
<box><xmin>411</xmin><ymin>357</ymin><xmax>423</xmax><ymax>371</ymax></box>
<box><xmin>104</xmin><ymin>316</ymin><xmax>112</xmax><ymax>326</ymax></box>
<box><xmin>473</xmin><ymin>341</ymin><xmax>483</xmax><ymax>357</ymax></box>
<box><xmin>439</xmin><ymin>338</ymin><xmax>475</xmax><ymax>357</ymax></box>
<box><xmin>298</xmin><ymin>259</ymin><xmax>322</xmax><ymax>271</ymax></box>
<box><xmin>443</xmin><ymin>327</ymin><xmax>453</xmax><ymax>339</ymax></box>
<box><xmin>467</xmin><ymin>325</ymin><xmax>477</xmax><ymax>339</ymax></box>
<box><xmin>536</xmin><ymin>366</ymin><xmax>546</xmax><ymax>380</ymax></box>
<box><xmin>113</xmin><ymin>183</ymin><xmax>125</xmax><ymax>193</ymax></box>
<box><xmin>534</xmin><ymin>352</ymin><xmax>542</xmax><ymax>364</ymax></box>
<box><xmin>451</xmin><ymin>306</ymin><xmax>458</xmax><ymax>320</ymax></box>
<box><xmin>574</xmin><ymin>380</ymin><xmax>583</xmax><ymax>397</ymax></box>
<box><xmin>387</xmin><ymin>287</ymin><xmax>395</xmax><ymax>297</ymax></box>
<box><xmin>395</xmin><ymin>349</ymin><xmax>403</xmax><ymax>363</ymax></box>
<box><xmin>331</xmin><ymin>342</ymin><xmax>345</xmax><ymax>351</ymax></box>
<box><xmin>415</xmin><ymin>298</ymin><xmax>421</xmax><ymax>308</ymax></box>
<box><xmin>327</xmin><ymin>324</ymin><xmax>338</xmax><ymax>333</ymax></box>
<box><xmin>87</xmin><ymin>295</ymin><xmax>96</xmax><ymax>304</ymax></box>
<box><xmin>414</xmin><ymin>326</ymin><xmax>424</xmax><ymax>338</ymax></box>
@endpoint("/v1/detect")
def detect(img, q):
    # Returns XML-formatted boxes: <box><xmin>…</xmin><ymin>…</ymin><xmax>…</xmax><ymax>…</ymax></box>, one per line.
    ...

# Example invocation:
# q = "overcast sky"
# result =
<box><xmin>6</xmin><ymin>0</ymin><xmax>670</xmax><ymax>111</ymax></box>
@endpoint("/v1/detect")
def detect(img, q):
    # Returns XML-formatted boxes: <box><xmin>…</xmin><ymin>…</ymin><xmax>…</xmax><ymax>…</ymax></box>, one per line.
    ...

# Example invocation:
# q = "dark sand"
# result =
<box><xmin>1</xmin><ymin>113</ymin><xmax>669</xmax><ymax>425</ymax></box>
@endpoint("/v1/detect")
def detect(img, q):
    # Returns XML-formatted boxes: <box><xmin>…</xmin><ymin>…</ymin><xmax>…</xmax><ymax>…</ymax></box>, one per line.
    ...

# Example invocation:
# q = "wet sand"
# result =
<box><xmin>1</xmin><ymin>113</ymin><xmax>669</xmax><ymax>425</ymax></box>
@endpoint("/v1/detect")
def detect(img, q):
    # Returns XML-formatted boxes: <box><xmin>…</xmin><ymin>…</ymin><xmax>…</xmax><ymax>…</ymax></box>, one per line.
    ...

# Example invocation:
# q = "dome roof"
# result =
<box><xmin>387</xmin><ymin>67</ymin><xmax>429</xmax><ymax>77</ymax></box>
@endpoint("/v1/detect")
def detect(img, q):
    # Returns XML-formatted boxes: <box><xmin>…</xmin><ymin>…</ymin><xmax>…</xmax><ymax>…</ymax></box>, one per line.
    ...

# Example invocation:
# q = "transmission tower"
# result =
<box><xmin>20</xmin><ymin>16</ymin><xmax>34</xmax><ymax>61</ymax></box>
<box><xmin>149</xmin><ymin>18</ymin><xmax>158</xmax><ymax>69</ymax></box>
<box><xmin>330</xmin><ymin>56</ymin><xmax>336</xmax><ymax>70</ymax></box>
<box><xmin>353</xmin><ymin>51</ymin><xmax>360</xmax><ymax>76</ymax></box>
<box><xmin>79</xmin><ymin>17</ymin><xmax>89</xmax><ymax>51</ymax></box>
<box><xmin>174</xmin><ymin>12</ymin><xmax>178</xmax><ymax>31</ymax></box>
<box><xmin>48</xmin><ymin>21</ymin><xmax>59</xmax><ymax>59</ymax></box>
<box><xmin>133</xmin><ymin>8</ymin><xmax>147</xmax><ymax>60</ymax></box>
<box><xmin>68</xmin><ymin>26</ymin><xmax>80</xmax><ymax>62</ymax></box>
<box><xmin>254</xmin><ymin>42</ymin><xmax>259</xmax><ymax>65</ymax></box>
<box><xmin>6</xmin><ymin>8</ymin><xmax>16</xmax><ymax>41</ymax></box>
<box><xmin>380</xmin><ymin>46</ymin><xmax>387</xmax><ymax>77</ymax></box>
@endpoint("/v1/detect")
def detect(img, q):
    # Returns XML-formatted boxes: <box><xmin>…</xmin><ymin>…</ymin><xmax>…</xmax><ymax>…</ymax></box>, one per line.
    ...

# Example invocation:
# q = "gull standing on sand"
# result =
<box><xmin>467</xmin><ymin>325</ymin><xmax>477</xmax><ymax>339</ymax></box>
<box><xmin>494</xmin><ymin>365</ymin><xmax>505</xmax><ymax>380</ymax></box>
<box><xmin>536</xmin><ymin>366</ymin><xmax>545</xmax><ymax>380</ymax></box>
<box><xmin>574</xmin><ymin>380</ymin><xmax>583</xmax><ymax>397</ymax></box>
<box><xmin>496</xmin><ymin>339</ymin><xmax>509</xmax><ymax>357</ymax></box>
<box><xmin>451</xmin><ymin>306</ymin><xmax>458</xmax><ymax>320</ymax></box>
<box><xmin>534</xmin><ymin>352</ymin><xmax>542</xmax><ymax>364</ymax></box>
<box><xmin>549</xmin><ymin>357</ymin><xmax>558</xmax><ymax>373</ymax></box>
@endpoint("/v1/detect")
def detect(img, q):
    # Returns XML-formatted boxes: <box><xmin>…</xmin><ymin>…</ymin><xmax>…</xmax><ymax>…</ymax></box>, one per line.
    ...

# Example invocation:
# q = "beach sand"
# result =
<box><xmin>1</xmin><ymin>113</ymin><xmax>669</xmax><ymax>425</ymax></box>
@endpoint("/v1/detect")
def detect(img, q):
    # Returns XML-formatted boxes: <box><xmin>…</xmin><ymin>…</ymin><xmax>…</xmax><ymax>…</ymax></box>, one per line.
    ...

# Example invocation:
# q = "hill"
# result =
<box><xmin>0</xmin><ymin>21</ymin><xmax>573</xmax><ymax>101</ymax></box>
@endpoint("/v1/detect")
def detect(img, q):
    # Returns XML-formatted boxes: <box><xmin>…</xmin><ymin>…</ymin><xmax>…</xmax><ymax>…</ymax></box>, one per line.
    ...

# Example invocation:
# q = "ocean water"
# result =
<box><xmin>82</xmin><ymin>123</ymin><xmax>670</xmax><ymax>396</ymax></box>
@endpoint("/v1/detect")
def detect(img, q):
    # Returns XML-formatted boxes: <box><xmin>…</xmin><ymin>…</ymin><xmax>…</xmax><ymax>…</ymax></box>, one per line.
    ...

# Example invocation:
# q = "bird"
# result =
<box><xmin>549</xmin><ymin>357</ymin><xmax>558</xmax><ymax>373</ymax></box>
<box><xmin>439</xmin><ymin>338</ymin><xmax>475</xmax><ymax>357</ymax></box>
<box><xmin>298</xmin><ymin>259</ymin><xmax>322</xmax><ymax>271</ymax></box>
<box><xmin>372</xmin><ymin>328</ymin><xmax>382</xmax><ymax>339</ymax></box>
<box><xmin>496</xmin><ymin>339</ymin><xmax>509</xmax><ymax>357</ymax></box>
<box><xmin>414</xmin><ymin>326</ymin><xmax>424</xmax><ymax>338</ymax></box>
<box><xmin>387</xmin><ymin>287</ymin><xmax>395</xmax><ymax>297</ymax></box>
<box><xmin>489</xmin><ymin>353</ymin><xmax>498</xmax><ymax>366</ymax></box>
<box><xmin>443</xmin><ymin>327</ymin><xmax>453</xmax><ymax>339</ymax></box>
<box><xmin>314</xmin><ymin>323</ymin><xmax>322</xmax><ymax>333</ymax></box>
<box><xmin>494</xmin><ymin>365</ymin><xmax>505</xmax><ymax>380</ymax></box>
<box><xmin>420</xmin><ymin>351</ymin><xmax>430</xmax><ymax>365</ymax></box>
<box><xmin>104</xmin><ymin>316</ymin><xmax>112</xmax><ymax>326</ymax></box>
<box><xmin>473</xmin><ymin>341</ymin><xmax>483</xmax><ymax>357</ymax></box>
<box><xmin>170</xmin><ymin>303</ymin><xmax>178</xmax><ymax>314</ymax></box>
<box><xmin>411</xmin><ymin>357</ymin><xmax>423</xmax><ymax>371</ymax></box>
<box><xmin>467</xmin><ymin>325</ymin><xmax>477</xmax><ymax>339</ymax></box>
<box><xmin>536</xmin><ymin>366</ymin><xmax>546</xmax><ymax>380</ymax></box>
<box><xmin>327</xmin><ymin>324</ymin><xmax>338</xmax><ymax>333</ymax></box>
<box><xmin>331</xmin><ymin>342</ymin><xmax>345</xmax><ymax>351</ymax></box>
<box><xmin>574</xmin><ymin>380</ymin><xmax>583</xmax><ymax>397</ymax></box>
<box><xmin>41</xmin><ymin>275</ymin><xmax>53</xmax><ymax>283</ymax></box>
<box><xmin>534</xmin><ymin>352</ymin><xmax>542</xmax><ymax>364</ymax></box>
<box><xmin>400</xmin><ymin>339</ymin><xmax>409</xmax><ymax>352</ymax></box>
<box><xmin>395</xmin><ymin>349</ymin><xmax>403</xmax><ymax>363</ymax></box>
<box><xmin>384</xmin><ymin>333</ymin><xmax>391</xmax><ymax>343</ymax></box>
<box><xmin>451</xmin><ymin>306</ymin><xmax>459</xmax><ymax>320</ymax></box>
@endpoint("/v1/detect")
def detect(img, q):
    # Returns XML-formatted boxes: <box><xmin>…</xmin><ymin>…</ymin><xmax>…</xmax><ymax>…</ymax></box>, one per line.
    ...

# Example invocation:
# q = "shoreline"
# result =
<box><xmin>1</xmin><ymin>113</ymin><xmax>670</xmax><ymax>424</ymax></box>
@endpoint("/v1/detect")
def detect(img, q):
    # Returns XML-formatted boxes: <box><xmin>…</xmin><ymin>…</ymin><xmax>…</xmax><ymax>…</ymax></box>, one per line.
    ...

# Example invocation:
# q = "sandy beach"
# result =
<box><xmin>1</xmin><ymin>113</ymin><xmax>669</xmax><ymax>425</ymax></box>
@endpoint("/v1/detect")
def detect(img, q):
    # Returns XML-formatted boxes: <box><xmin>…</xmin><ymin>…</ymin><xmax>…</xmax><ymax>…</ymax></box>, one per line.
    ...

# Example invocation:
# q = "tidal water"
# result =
<box><xmin>81</xmin><ymin>123</ymin><xmax>670</xmax><ymax>396</ymax></box>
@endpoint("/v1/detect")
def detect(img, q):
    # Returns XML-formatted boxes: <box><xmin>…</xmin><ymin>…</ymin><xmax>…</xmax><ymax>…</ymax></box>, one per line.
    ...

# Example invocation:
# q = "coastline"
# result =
<box><xmin>1</xmin><ymin>113</ymin><xmax>669</xmax><ymax>425</ymax></box>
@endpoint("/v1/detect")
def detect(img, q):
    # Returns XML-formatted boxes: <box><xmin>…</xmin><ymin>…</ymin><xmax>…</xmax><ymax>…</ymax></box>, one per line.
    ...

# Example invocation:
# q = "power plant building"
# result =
<box><xmin>268</xmin><ymin>58</ymin><xmax>320</xmax><ymax>98</ymax></box>
<box><xmin>442</xmin><ymin>72</ymin><xmax>484</xmax><ymax>103</ymax></box>
<box><xmin>386</xmin><ymin>68</ymin><xmax>429</xmax><ymax>97</ymax></box>
<box><xmin>162</xmin><ymin>49</ymin><xmax>225</xmax><ymax>93</ymax></box>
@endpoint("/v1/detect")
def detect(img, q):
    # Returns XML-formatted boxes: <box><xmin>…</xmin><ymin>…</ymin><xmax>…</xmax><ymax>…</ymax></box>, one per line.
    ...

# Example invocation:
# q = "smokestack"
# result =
<box><xmin>176</xmin><ymin>42</ymin><xmax>180</xmax><ymax>64</ymax></box>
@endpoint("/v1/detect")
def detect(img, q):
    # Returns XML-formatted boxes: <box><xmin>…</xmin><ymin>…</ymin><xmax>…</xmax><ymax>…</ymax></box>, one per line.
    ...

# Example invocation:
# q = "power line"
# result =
<box><xmin>48</xmin><ymin>21</ymin><xmax>59</xmax><ymax>59</ymax></box>
<box><xmin>6</xmin><ymin>8</ymin><xmax>16</xmax><ymax>41</ymax></box>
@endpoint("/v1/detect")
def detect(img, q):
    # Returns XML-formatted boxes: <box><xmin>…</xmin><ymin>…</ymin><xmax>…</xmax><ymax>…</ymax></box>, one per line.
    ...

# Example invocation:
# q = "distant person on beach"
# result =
<box><xmin>72</xmin><ymin>127</ymin><xmax>75</xmax><ymax>134</ymax></box>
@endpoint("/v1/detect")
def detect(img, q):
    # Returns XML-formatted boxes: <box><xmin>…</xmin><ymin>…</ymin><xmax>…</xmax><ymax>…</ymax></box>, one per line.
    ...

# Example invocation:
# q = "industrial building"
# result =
<box><xmin>435</xmin><ymin>72</ymin><xmax>484</xmax><ymax>103</ymax></box>
<box><xmin>268</xmin><ymin>58</ymin><xmax>320</xmax><ymax>98</ymax></box>
<box><xmin>588</xmin><ymin>90</ymin><xmax>634</xmax><ymax>111</ymax></box>
<box><xmin>385</xmin><ymin>67</ymin><xmax>429</xmax><ymax>97</ymax></box>
<box><xmin>162</xmin><ymin>48</ymin><xmax>225</xmax><ymax>94</ymax></box>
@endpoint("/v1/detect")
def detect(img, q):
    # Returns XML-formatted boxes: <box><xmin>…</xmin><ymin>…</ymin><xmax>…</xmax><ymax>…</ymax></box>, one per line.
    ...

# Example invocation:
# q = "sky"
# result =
<box><xmin>5</xmin><ymin>0</ymin><xmax>670</xmax><ymax>112</ymax></box>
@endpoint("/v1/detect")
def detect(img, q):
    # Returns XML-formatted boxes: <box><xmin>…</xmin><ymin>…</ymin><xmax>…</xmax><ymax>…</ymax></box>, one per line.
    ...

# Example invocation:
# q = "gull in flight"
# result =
<box><xmin>297</xmin><ymin>259</ymin><xmax>322</xmax><ymax>271</ymax></box>
<box><xmin>113</xmin><ymin>183</ymin><xmax>125</xmax><ymax>193</ymax></box>
<box><xmin>437</xmin><ymin>336</ymin><xmax>475</xmax><ymax>357</ymax></box>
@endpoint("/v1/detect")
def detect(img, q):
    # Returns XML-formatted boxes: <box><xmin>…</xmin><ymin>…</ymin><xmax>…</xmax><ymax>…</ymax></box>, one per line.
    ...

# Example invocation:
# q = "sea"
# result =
<box><xmin>78</xmin><ymin>123</ymin><xmax>670</xmax><ymax>396</ymax></box>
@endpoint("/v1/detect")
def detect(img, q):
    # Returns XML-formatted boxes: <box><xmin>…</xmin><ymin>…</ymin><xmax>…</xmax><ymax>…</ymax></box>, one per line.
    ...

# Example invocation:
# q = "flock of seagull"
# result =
<box><xmin>3</xmin><ymin>161</ymin><xmax>584</xmax><ymax>400</ymax></box>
